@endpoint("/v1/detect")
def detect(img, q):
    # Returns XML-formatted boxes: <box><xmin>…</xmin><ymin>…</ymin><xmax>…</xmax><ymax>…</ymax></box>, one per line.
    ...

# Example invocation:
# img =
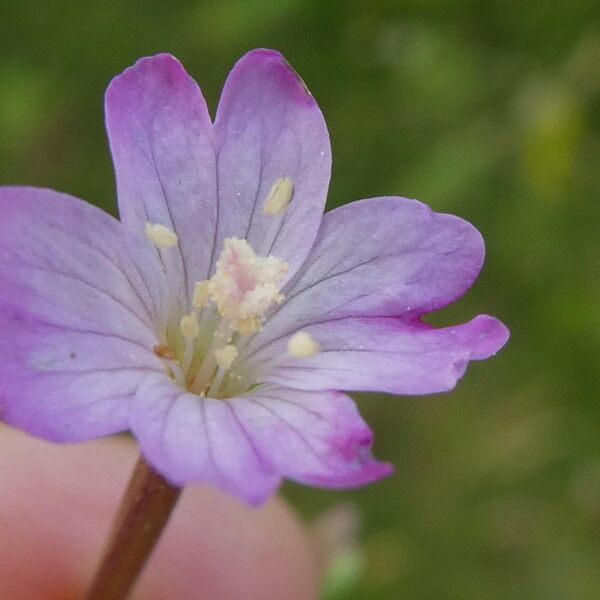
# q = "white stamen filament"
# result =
<box><xmin>179</xmin><ymin>313</ymin><xmax>200</xmax><ymax>375</ymax></box>
<box><xmin>145</xmin><ymin>222</ymin><xmax>180</xmax><ymax>319</ymax></box>
<box><xmin>180</xmin><ymin>338</ymin><xmax>194</xmax><ymax>379</ymax></box>
<box><xmin>260</xmin><ymin>216</ymin><xmax>284</xmax><ymax>257</ymax></box>
<box><xmin>166</xmin><ymin>358</ymin><xmax>185</xmax><ymax>388</ymax></box>
<box><xmin>207</xmin><ymin>365</ymin><xmax>229</xmax><ymax>398</ymax></box>
<box><xmin>190</xmin><ymin>319</ymin><xmax>232</xmax><ymax>394</ymax></box>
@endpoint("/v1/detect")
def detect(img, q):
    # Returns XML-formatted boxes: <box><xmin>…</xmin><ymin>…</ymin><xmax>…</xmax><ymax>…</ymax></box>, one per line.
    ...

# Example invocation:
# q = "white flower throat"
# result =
<box><xmin>146</xmin><ymin>177</ymin><xmax>319</xmax><ymax>399</ymax></box>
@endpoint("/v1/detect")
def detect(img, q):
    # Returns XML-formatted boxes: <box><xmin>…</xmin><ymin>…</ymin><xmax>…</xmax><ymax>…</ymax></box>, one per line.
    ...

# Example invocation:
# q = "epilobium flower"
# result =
<box><xmin>0</xmin><ymin>51</ymin><xmax>508</xmax><ymax>504</ymax></box>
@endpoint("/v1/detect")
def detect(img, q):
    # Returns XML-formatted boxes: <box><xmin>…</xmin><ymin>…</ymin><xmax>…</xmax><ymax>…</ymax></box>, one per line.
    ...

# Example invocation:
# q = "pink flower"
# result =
<box><xmin>0</xmin><ymin>51</ymin><xmax>508</xmax><ymax>504</ymax></box>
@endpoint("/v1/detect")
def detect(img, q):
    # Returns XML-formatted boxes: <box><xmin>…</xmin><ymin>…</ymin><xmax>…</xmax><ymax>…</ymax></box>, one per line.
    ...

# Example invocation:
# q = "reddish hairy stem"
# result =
<box><xmin>84</xmin><ymin>455</ymin><xmax>182</xmax><ymax>600</ymax></box>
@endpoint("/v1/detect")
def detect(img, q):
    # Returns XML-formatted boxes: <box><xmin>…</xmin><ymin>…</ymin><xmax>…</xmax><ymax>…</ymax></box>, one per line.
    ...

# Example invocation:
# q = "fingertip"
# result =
<box><xmin>0</xmin><ymin>427</ymin><xmax>319</xmax><ymax>599</ymax></box>
<box><xmin>136</xmin><ymin>486</ymin><xmax>318</xmax><ymax>599</ymax></box>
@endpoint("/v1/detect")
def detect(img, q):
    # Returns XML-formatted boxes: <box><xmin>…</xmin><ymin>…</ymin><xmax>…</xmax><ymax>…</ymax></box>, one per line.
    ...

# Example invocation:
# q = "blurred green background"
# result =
<box><xmin>2</xmin><ymin>1</ymin><xmax>600</xmax><ymax>598</ymax></box>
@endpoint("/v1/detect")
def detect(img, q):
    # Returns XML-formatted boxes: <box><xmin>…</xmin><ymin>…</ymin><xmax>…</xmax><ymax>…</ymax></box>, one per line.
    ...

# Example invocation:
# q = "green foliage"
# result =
<box><xmin>2</xmin><ymin>1</ymin><xmax>600</xmax><ymax>597</ymax></box>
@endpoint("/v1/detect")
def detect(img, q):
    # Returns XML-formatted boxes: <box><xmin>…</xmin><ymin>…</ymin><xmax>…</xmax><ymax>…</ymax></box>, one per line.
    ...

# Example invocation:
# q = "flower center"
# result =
<box><xmin>206</xmin><ymin>237</ymin><xmax>288</xmax><ymax>336</ymax></box>
<box><xmin>147</xmin><ymin>176</ymin><xmax>318</xmax><ymax>399</ymax></box>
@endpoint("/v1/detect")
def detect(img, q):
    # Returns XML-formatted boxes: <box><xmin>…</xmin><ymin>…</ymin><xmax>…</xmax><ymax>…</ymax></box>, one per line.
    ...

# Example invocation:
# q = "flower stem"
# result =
<box><xmin>84</xmin><ymin>455</ymin><xmax>182</xmax><ymax>600</ymax></box>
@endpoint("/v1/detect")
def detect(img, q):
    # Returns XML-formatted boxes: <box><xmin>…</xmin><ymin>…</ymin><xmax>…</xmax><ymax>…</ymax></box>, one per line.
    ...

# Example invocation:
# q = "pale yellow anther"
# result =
<box><xmin>153</xmin><ymin>343</ymin><xmax>175</xmax><ymax>360</ymax></box>
<box><xmin>262</xmin><ymin>177</ymin><xmax>294</xmax><ymax>215</ymax></box>
<box><xmin>192</xmin><ymin>280</ymin><xmax>210</xmax><ymax>309</ymax></box>
<box><xmin>214</xmin><ymin>344</ymin><xmax>238</xmax><ymax>370</ymax></box>
<box><xmin>179</xmin><ymin>313</ymin><xmax>200</xmax><ymax>340</ymax></box>
<box><xmin>235</xmin><ymin>317</ymin><xmax>262</xmax><ymax>336</ymax></box>
<box><xmin>145</xmin><ymin>222</ymin><xmax>178</xmax><ymax>247</ymax></box>
<box><xmin>288</xmin><ymin>331</ymin><xmax>320</xmax><ymax>357</ymax></box>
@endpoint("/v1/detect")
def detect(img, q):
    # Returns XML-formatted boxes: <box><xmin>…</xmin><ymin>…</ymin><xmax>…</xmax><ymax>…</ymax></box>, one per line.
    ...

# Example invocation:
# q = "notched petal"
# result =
<box><xmin>130</xmin><ymin>374</ymin><xmax>281</xmax><ymax>505</ymax></box>
<box><xmin>229</xmin><ymin>49</ymin><xmax>317</xmax><ymax>106</ymax></box>
<box><xmin>230</xmin><ymin>386</ymin><xmax>393</xmax><ymax>488</ymax></box>
<box><xmin>213</xmin><ymin>48</ymin><xmax>331</xmax><ymax>280</ymax></box>
<box><xmin>106</xmin><ymin>53</ymin><xmax>217</xmax><ymax>300</ymax></box>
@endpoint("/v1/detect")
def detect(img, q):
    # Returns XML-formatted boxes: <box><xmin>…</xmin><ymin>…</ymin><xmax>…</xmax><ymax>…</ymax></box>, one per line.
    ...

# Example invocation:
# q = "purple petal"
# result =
<box><xmin>230</xmin><ymin>385</ymin><xmax>393</xmax><ymax>488</ymax></box>
<box><xmin>214</xmin><ymin>49</ymin><xmax>331</xmax><ymax>278</ymax></box>
<box><xmin>244</xmin><ymin>196</ymin><xmax>489</xmax><ymax>351</ymax></box>
<box><xmin>130</xmin><ymin>375</ymin><xmax>390</xmax><ymax>500</ymax></box>
<box><xmin>0</xmin><ymin>187</ymin><xmax>166</xmax><ymax>441</ymax></box>
<box><xmin>244</xmin><ymin>315</ymin><xmax>508</xmax><ymax>395</ymax></box>
<box><xmin>106</xmin><ymin>50</ymin><xmax>331</xmax><ymax>297</ymax></box>
<box><xmin>130</xmin><ymin>374</ymin><xmax>281</xmax><ymax>505</ymax></box>
<box><xmin>105</xmin><ymin>54</ymin><xmax>217</xmax><ymax>305</ymax></box>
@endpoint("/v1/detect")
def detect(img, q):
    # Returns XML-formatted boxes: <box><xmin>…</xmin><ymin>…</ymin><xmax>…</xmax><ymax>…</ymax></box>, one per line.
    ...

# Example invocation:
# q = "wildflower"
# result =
<box><xmin>0</xmin><ymin>50</ymin><xmax>508</xmax><ymax>504</ymax></box>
